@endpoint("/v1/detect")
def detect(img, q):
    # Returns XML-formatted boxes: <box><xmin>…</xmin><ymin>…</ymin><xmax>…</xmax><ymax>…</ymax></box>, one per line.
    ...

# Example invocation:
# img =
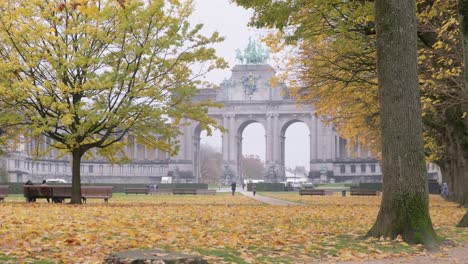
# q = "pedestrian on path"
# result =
<box><xmin>252</xmin><ymin>183</ymin><xmax>256</xmax><ymax>196</ymax></box>
<box><xmin>231</xmin><ymin>182</ymin><xmax>236</xmax><ymax>196</ymax></box>
<box><xmin>441</xmin><ymin>182</ymin><xmax>448</xmax><ymax>199</ymax></box>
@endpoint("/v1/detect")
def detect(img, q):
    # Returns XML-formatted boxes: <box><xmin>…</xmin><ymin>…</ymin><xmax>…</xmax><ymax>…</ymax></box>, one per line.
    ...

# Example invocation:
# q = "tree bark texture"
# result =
<box><xmin>455</xmin><ymin>0</ymin><xmax>468</xmax><ymax>206</ymax></box>
<box><xmin>71</xmin><ymin>150</ymin><xmax>83</xmax><ymax>204</ymax></box>
<box><xmin>457</xmin><ymin>211</ymin><xmax>468</xmax><ymax>227</ymax></box>
<box><xmin>368</xmin><ymin>0</ymin><xmax>438</xmax><ymax>247</ymax></box>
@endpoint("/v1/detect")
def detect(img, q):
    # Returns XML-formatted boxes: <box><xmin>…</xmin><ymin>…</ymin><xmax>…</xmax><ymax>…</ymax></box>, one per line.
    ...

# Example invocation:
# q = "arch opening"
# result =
<box><xmin>196</xmin><ymin>125</ymin><xmax>222</xmax><ymax>184</ymax></box>
<box><xmin>282</xmin><ymin>121</ymin><xmax>310</xmax><ymax>184</ymax></box>
<box><xmin>238</xmin><ymin>122</ymin><xmax>266</xmax><ymax>183</ymax></box>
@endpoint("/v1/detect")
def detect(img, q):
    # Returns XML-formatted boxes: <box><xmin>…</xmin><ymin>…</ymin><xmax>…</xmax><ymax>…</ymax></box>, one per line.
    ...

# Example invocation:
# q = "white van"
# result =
<box><xmin>45</xmin><ymin>179</ymin><xmax>67</xmax><ymax>184</ymax></box>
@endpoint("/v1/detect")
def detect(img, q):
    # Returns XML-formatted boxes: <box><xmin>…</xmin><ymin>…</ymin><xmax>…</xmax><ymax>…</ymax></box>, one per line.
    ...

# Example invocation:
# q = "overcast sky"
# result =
<box><xmin>192</xmin><ymin>0</ymin><xmax>310</xmax><ymax>171</ymax></box>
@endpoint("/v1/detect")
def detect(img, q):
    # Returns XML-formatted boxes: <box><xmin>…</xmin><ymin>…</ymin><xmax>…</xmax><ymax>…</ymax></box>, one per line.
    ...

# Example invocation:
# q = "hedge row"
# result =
<box><xmin>2</xmin><ymin>182</ymin><xmax>208</xmax><ymax>194</ymax></box>
<box><xmin>246</xmin><ymin>182</ymin><xmax>285</xmax><ymax>192</ymax></box>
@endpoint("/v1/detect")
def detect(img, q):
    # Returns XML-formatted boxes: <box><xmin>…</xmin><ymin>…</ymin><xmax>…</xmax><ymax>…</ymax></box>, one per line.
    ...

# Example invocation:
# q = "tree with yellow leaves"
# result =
<box><xmin>0</xmin><ymin>0</ymin><xmax>226</xmax><ymax>204</ymax></box>
<box><xmin>234</xmin><ymin>0</ymin><xmax>442</xmax><ymax>247</ymax></box>
<box><xmin>234</xmin><ymin>0</ymin><xmax>468</xmax><ymax>228</ymax></box>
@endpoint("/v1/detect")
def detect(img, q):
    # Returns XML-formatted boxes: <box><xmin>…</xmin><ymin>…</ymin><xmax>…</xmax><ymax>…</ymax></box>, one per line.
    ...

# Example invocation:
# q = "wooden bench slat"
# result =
<box><xmin>124</xmin><ymin>188</ymin><xmax>149</xmax><ymax>195</ymax></box>
<box><xmin>172</xmin><ymin>188</ymin><xmax>197</xmax><ymax>195</ymax></box>
<box><xmin>299</xmin><ymin>189</ymin><xmax>325</xmax><ymax>196</ymax></box>
<box><xmin>350</xmin><ymin>190</ymin><xmax>378</xmax><ymax>196</ymax></box>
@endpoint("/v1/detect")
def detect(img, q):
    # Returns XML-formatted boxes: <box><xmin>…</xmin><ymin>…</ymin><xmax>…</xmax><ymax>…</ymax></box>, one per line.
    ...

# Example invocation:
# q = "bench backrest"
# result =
<box><xmin>82</xmin><ymin>186</ymin><xmax>113</xmax><ymax>197</ymax></box>
<box><xmin>24</xmin><ymin>186</ymin><xmax>54</xmax><ymax>198</ymax></box>
<box><xmin>149</xmin><ymin>189</ymin><xmax>172</xmax><ymax>194</ymax></box>
<box><xmin>173</xmin><ymin>188</ymin><xmax>197</xmax><ymax>194</ymax></box>
<box><xmin>0</xmin><ymin>185</ymin><xmax>9</xmax><ymax>195</ymax></box>
<box><xmin>51</xmin><ymin>185</ymin><xmax>72</xmax><ymax>198</ymax></box>
<box><xmin>24</xmin><ymin>185</ymin><xmax>113</xmax><ymax>198</ymax></box>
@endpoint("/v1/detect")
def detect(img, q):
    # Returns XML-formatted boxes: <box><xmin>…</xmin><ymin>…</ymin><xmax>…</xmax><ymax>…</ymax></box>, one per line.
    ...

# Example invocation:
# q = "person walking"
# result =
<box><xmin>252</xmin><ymin>183</ymin><xmax>256</xmax><ymax>196</ymax></box>
<box><xmin>231</xmin><ymin>182</ymin><xmax>237</xmax><ymax>196</ymax></box>
<box><xmin>441</xmin><ymin>182</ymin><xmax>448</xmax><ymax>199</ymax></box>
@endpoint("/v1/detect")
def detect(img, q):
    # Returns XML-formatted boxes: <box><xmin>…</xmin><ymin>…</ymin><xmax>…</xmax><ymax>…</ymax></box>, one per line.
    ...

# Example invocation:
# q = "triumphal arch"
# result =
<box><xmin>171</xmin><ymin>39</ymin><xmax>359</xmax><ymax>184</ymax></box>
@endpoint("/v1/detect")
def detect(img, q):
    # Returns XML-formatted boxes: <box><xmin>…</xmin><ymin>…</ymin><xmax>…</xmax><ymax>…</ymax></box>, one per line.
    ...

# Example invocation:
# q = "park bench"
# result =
<box><xmin>196</xmin><ymin>189</ymin><xmax>216</xmax><ymax>195</ymax></box>
<box><xmin>81</xmin><ymin>186</ymin><xmax>113</xmax><ymax>203</ymax></box>
<box><xmin>24</xmin><ymin>185</ymin><xmax>113</xmax><ymax>203</ymax></box>
<box><xmin>350</xmin><ymin>189</ymin><xmax>378</xmax><ymax>196</ymax></box>
<box><xmin>0</xmin><ymin>185</ymin><xmax>9</xmax><ymax>202</ymax></box>
<box><xmin>149</xmin><ymin>189</ymin><xmax>173</xmax><ymax>195</ymax></box>
<box><xmin>299</xmin><ymin>189</ymin><xmax>326</xmax><ymax>196</ymax></box>
<box><xmin>172</xmin><ymin>188</ymin><xmax>197</xmax><ymax>195</ymax></box>
<box><xmin>124</xmin><ymin>188</ymin><xmax>149</xmax><ymax>195</ymax></box>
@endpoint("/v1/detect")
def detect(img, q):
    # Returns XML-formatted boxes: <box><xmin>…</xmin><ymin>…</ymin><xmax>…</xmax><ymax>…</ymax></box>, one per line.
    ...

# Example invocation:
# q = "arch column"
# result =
<box><xmin>310</xmin><ymin>115</ymin><xmax>318</xmax><ymax>161</ymax></box>
<box><xmin>192</xmin><ymin>134</ymin><xmax>201</xmax><ymax>183</ymax></box>
<box><xmin>221</xmin><ymin>114</ymin><xmax>239</xmax><ymax>184</ymax></box>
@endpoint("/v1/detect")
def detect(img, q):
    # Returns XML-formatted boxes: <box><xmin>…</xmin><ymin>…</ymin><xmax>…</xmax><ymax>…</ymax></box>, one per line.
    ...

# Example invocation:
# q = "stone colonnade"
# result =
<box><xmin>179</xmin><ymin>110</ymin><xmax>338</xmax><ymax>184</ymax></box>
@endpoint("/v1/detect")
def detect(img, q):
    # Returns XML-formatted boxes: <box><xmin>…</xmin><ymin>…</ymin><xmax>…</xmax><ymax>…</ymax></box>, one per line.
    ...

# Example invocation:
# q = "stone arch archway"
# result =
<box><xmin>170</xmin><ymin>63</ymin><xmax>369</xmax><ymax>184</ymax></box>
<box><xmin>235</xmin><ymin>119</ymin><xmax>266</xmax><ymax>183</ymax></box>
<box><xmin>279</xmin><ymin>119</ymin><xmax>312</xmax><ymax>179</ymax></box>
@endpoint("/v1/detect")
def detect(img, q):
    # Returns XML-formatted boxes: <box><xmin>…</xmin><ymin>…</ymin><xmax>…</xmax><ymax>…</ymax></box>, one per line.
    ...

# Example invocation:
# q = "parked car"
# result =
<box><xmin>45</xmin><ymin>179</ymin><xmax>67</xmax><ymax>184</ymax></box>
<box><xmin>302</xmin><ymin>182</ymin><xmax>315</xmax><ymax>189</ymax></box>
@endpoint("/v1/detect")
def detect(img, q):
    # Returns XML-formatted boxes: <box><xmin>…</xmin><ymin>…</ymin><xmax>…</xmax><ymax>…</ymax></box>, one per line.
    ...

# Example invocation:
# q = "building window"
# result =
<box><xmin>361</xmin><ymin>164</ymin><xmax>366</xmax><ymax>173</ymax></box>
<box><xmin>14</xmin><ymin>160</ymin><xmax>19</xmax><ymax>168</ymax></box>
<box><xmin>89</xmin><ymin>165</ymin><xmax>93</xmax><ymax>173</ymax></box>
<box><xmin>99</xmin><ymin>165</ymin><xmax>103</xmax><ymax>174</ymax></box>
<box><xmin>340</xmin><ymin>165</ymin><xmax>345</xmax><ymax>173</ymax></box>
<box><xmin>42</xmin><ymin>163</ymin><xmax>46</xmax><ymax>171</ymax></box>
<box><xmin>370</xmin><ymin>164</ymin><xmax>376</xmax><ymax>173</ymax></box>
<box><xmin>48</xmin><ymin>164</ymin><xmax>52</xmax><ymax>172</ymax></box>
<box><xmin>55</xmin><ymin>164</ymin><xmax>59</xmax><ymax>172</ymax></box>
<box><xmin>350</xmin><ymin>165</ymin><xmax>356</xmax><ymax>173</ymax></box>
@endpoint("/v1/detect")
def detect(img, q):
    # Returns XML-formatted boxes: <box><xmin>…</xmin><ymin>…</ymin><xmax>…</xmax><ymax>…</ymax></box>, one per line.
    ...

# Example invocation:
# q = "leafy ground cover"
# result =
<box><xmin>0</xmin><ymin>193</ymin><xmax>466</xmax><ymax>263</ymax></box>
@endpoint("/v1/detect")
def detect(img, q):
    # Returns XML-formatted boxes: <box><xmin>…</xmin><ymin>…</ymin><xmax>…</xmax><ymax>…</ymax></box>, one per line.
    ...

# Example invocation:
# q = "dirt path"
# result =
<box><xmin>240</xmin><ymin>191</ymin><xmax>303</xmax><ymax>206</ymax></box>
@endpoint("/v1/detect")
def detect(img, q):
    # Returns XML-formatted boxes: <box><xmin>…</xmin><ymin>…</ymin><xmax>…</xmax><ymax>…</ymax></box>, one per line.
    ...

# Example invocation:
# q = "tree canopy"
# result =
<box><xmin>234</xmin><ymin>0</ymin><xmax>468</xmax><ymax>206</ymax></box>
<box><xmin>0</xmin><ymin>0</ymin><xmax>227</xmax><ymax>203</ymax></box>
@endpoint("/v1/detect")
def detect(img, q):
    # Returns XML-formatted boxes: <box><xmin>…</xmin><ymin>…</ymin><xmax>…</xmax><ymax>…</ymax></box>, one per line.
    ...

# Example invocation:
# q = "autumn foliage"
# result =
<box><xmin>0</xmin><ymin>194</ymin><xmax>466</xmax><ymax>263</ymax></box>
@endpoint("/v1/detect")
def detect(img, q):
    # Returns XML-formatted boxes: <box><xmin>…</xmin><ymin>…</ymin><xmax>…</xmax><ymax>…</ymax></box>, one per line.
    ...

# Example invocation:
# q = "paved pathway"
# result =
<box><xmin>239</xmin><ymin>191</ymin><xmax>302</xmax><ymax>206</ymax></box>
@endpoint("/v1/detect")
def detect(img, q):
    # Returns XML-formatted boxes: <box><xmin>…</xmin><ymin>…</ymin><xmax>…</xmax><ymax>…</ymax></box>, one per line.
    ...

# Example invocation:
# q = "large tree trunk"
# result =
<box><xmin>458</xmin><ymin>211</ymin><xmax>468</xmax><ymax>227</ymax></box>
<box><xmin>456</xmin><ymin>0</ymin><xmax>468</xmax><ymax>227</ymax></box>
<box><xmin>70</xmin><ymin>150</ymin><xmax>83</xmax><ymax>204</ymax></box>
<box><xmin>367</xmin><ymin>0</ymin><xmax>439</xmax><ymax>248</ymax></box>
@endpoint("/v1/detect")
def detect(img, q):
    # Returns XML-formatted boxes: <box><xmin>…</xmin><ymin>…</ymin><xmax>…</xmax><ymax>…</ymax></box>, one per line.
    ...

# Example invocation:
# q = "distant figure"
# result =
<box><xmin>252</xmin><ymin>183</ymin><xmax>256</xmax><ymax>196</ymax></box>
<box><xmin>441</xmin><ymin>182</ymin><xmax>448</xmax><ymax>199</ymax></box>
<box><xmin>242</xmin><ymin>182</ymin><xmax>245</xmax><ymax>190</ymax></box>
<box><xmin>154</xmin><ymin>184</ymin><xmax>158</xmax><ymax>190</ymax></box>
<box><xmin>231</xmin><ymin>182</ymin><xmax>237</xmax><ymax>196</ymax></box>
<box><xmin>24</xmin><ymin>180</ymin><xmax>35</xmax><ymax>203</ymax></box>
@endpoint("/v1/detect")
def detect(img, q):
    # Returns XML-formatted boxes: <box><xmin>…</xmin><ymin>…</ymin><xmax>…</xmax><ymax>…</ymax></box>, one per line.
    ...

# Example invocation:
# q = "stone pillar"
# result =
<box><xmin>229</xmin><ymin>114</ymin><xmax>237</xmax><ymax>163</ymax></box>
<box><xmin>193</xmin><ymin>135</ymin><xmax>200</xmax><ymax>183</ymax></box>
<box><xmin>310</xmin><ymin>115</ymin><xmax>318</xmax><ymax>160</ymax></box>
<box><xmin>265</xmin><ymin>114</ymin><xmax>273</xmax><ymax>163</ymax></box>
<box><xmin>335</xmin><ymin>135</ymin><xmax>340</xmax><ymax>159</ymax></box>
<box><xmin>133</xmin><ymin>137</ymin><xmax>137</xmax><ymax>160</ymax></box>
<box><xmin>222</xmin><ymin>115</ymin><xmax>229</xmax><ymax>161</ymax></box>
<box><xmin>273</xmin><ymin>114</ymin><xmax>280</xmax><ymax>163</ymax></box>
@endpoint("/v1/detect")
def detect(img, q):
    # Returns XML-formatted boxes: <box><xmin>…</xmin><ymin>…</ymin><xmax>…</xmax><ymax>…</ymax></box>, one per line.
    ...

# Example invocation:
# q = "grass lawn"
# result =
<box><xmin>0</xmin><ymin>193</ymin><xmax>466</xmax><ymax>263</ymax></box>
